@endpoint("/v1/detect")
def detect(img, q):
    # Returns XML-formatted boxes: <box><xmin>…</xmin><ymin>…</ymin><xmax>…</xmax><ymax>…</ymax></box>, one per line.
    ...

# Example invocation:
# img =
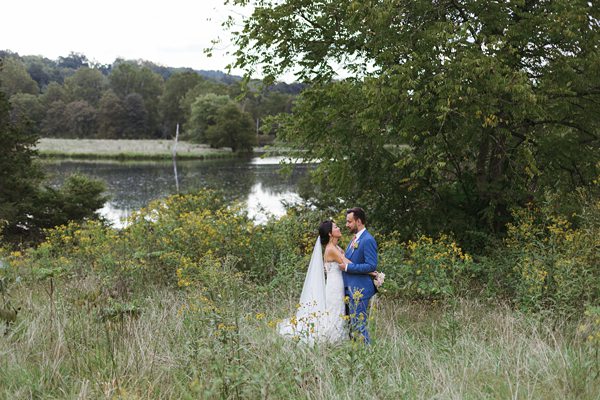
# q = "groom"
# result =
<box><xmin>339</xmin><ymin>207</ymin><xmax>377</xmax><ymax>344</ymax></box>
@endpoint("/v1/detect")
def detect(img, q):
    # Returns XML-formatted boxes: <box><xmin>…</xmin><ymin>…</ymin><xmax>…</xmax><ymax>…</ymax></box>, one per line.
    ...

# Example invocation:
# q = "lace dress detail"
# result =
<box><xmin>278</xmin><ymin>260</ymin><xmax>347</xmax><ymax>344</ymax></box>
<box><xmin>321</xmin><ymin>261</ymin><xmax>348</xmax><ymax>342</ymax></box>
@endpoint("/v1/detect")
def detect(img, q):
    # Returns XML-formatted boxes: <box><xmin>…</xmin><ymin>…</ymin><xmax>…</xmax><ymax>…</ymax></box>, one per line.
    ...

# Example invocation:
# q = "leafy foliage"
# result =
<box><xmin>20</xmin><ymin>188</ymin><xmax>599</xmax><ymax>317</ymax></box>
<box><xmin>230</xmin><ymin>0</ymin><xmax>600</xmax><ymax>247</ymax></box>
<box><xmin>34</xmin><ymin>175</ymin><xmax>108</xmax><ymax>231</ymax></box>
<box><xmin>1</xmin><ymin>50</ymin><xmax>297</xmax><ymax>142</ymax></box>
<box><xmin>8</xmin><ymin>93</ymin><xmax>45</xmax><ymax>134</ymax></box>
<box><xmin>63</xmin><ymin>67</ymin><xmax>106</xmax><ymax>106</ymax></box>
<box><xmin>0</xmin><ymin>89</ymin><xmax>107</xmax><ymax>243</ymax></box>
<box><xmin>0</xmin><ymin>90</ymin><xmax>43</xmax><ymax>237</ymax></box>
<box><xmin>159</xmin><ymin>71</ymin><xmax>204</xmax><ymax>136</ymax></box>
<box><xmin>22</xmin><ymin>192</ymin><xmax>328</xmax><ymax>298</ymax></box>
<box><xmin>380</xmin><ymin>234</ymin><xmax>476</xmax><ymax>299</ymax></box>
<box><xmin>0</xmin><ymin>57</ymin><xmax>38</xmax><ymax>96</ymax></box>
<box><xmin>109</xmin><ymin>62</ymin><xmax>164</xmax><ymax>137</ymax></box>
<box><xmin>488</xmin><ymin>189</ymin><xmax>600</xmax><ymax>316</ymax></box>
<box><xmin>205</xmin><ymin>102</ymin><xmax>257</xmax><ymax>152</ymax></box>
<box><xmin>185</xmin><ymin>93</ymin><xmax>230</xmax><ymax>142</ymax></box>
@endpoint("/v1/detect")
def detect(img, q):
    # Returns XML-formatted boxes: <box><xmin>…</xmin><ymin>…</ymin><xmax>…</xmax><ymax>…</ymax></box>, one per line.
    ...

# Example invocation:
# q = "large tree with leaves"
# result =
<box><xmin>205</xmin><ymin>102</ymin><xmax>257</xmax><ymax>152</ymax></box>
<box><xmin>1</xmin><ymin>92</ymin><xmax>106</xmax><ymax>242</ymax></box>
<box><xmin>1</xmin><ymin>67</ymin><xmax>106</xmax><ymax>243</ymax></box>
<box><xmin>185</xmin><ymin>93</ymin><xmax>231</xmax><ymax>142</ymax></box>
<box><xmin>64</xmin><ymin>67</ymin><xmax>107</xmax><ymax>106</ymax></box>
<box><xmin>158</xmin><ymin>71</ymin><xmax>205</xmax><ymax>137</ymax></box>
<box><xmin>229</xmin><ymin>0</ymin><xmax>599</xmax><ymax>243</ymax></box>
<box><xmin>9</xmin><ymin>93</ymin><xmax>45</xmax><ymax>134</ymax></box>
<box><xmin>0</xmin><ymin>57</ymin><xmax>38</xmax><ymax>96</ymax></box>
<box><xmin>109</xmin><ymin>62</ymin><xmax>164</xmax><ymax>137</ymax></box>
<box><xmin>0</xmin><ymin>90</ymin><xmax>43</xmax><ymax>237</ymax></box>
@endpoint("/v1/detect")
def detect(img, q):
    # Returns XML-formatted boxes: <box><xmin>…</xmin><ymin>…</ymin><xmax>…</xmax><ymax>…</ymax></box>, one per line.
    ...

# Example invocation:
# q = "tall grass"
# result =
<box><xmin>35</xmin><ymin>139</ymin><xmax>235</xmax><ymax>160</ymax></box>
<box><xmin>1</xmin><ymin>282</ymin><xmax>597</xmax><ymax>399</ymax></box>
<box><xmin>2</xmin><ymin>191</ymin><xmax>598</xmax><ymax>398</ymax></box>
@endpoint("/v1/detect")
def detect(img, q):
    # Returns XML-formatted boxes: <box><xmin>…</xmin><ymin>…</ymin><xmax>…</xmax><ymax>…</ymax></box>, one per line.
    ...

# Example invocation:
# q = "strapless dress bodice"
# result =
<box><xmin>324</xmin><ymin>261</ymin><xmax>341</xmax><ymax>274</ymax></box>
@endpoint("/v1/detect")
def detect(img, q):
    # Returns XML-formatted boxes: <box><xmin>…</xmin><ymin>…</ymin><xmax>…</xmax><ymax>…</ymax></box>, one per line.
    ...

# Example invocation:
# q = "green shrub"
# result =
<box><xmin>501</xmin><ymin>194</ymin><xmax>600</xmax><ymax>315</ymax></box>
<box><xmin>22</xmin><ymin>192</ymin><xmax>333</xmax><ymax>302</ymax></box>
<box><xmin>247</xmin><ymin>205</ymin><xmax>333</xmax><ymax>292</ymax></box>
<box><xmin>379</xmin><ymin>233</ymin><xmax>476</xmax><ymax>300</ymax></box>
<box><xmin>123</xmin><ymin>190</ymin><xmax>254</xmax><ymax>280</ymax></box>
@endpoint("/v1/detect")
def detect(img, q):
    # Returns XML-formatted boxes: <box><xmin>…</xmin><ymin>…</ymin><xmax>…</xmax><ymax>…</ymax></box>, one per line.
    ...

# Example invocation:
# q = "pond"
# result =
<box><xmin>41</xmin><ymin>157</ymin><xmax>311</xmax><ymax>227</ymax></box>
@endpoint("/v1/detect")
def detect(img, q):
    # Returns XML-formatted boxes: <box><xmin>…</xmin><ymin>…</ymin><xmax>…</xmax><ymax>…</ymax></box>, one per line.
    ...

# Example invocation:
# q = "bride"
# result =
<box><xmin>278</xmin><ymin>220</ymin><xmax>350</xmax><ymax>344</ymax></box>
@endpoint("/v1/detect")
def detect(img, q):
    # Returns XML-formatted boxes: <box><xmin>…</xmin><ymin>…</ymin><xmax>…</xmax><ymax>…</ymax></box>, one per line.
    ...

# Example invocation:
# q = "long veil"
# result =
<box><xmin>278</xmin><ymin>237</ymin><xmax>326</xmax><ymax>343</ymax></box>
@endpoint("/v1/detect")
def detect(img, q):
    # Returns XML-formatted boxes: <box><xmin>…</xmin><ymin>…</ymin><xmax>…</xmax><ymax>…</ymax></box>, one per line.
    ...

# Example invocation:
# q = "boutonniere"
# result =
<box><xmin>352</xmin><ymin>240</ymin><xmax>359</xmax><ymax>249</ymax></box>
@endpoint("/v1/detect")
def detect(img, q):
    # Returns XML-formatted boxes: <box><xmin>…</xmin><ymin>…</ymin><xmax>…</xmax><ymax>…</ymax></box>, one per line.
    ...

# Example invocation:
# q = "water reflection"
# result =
<box><xmin>41</xmin><ymin>157</ymin><xmax>310</xmax><ymax>227</ymax></box>
<box><xmin>247</xmin><ymin>183</ymin><xmax>302</xmax><ymax>224</ymax></box>
<box><xmin>98</xmin><ymin>202</ymin><xmax>131</xmax><ymax>229</ymax></box>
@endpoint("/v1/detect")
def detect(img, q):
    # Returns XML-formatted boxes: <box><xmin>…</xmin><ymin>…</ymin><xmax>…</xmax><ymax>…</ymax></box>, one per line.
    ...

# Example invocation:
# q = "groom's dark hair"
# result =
<box><xmin>346</xmin><ymin>207</ymin><xmax>366</xmax><ymax>225</ymax></box>
<box><xmin>318</xmin><ymin>220</ymin><xmax>333</xmax><ymax>245</ymax></box>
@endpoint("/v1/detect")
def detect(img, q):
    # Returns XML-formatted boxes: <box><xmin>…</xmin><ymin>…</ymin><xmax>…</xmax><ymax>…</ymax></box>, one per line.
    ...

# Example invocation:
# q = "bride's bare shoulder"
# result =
<box><xmin>324</xmin><ymin>244</ymin><xmax>342</xmax><ymax>263</ymax></box>
<box><xmin>323</xmin><ymin>244</ymin><xmax>334</xmax><ymax>262</ymax></box>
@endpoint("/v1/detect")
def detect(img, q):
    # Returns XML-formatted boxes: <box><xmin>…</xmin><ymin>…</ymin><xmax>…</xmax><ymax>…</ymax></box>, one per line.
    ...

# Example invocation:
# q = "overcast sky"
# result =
<box><xmin>2</xmin><ymin>0</ymin><xmax>250</xmax><ymax>74</ymax></box>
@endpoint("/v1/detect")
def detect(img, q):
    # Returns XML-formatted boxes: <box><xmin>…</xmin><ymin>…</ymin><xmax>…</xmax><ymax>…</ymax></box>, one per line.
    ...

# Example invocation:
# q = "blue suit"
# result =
<box><xmin>343</xmin><ymin>229</ymin><xmax>377</xmax><ymax>343</ymax></box>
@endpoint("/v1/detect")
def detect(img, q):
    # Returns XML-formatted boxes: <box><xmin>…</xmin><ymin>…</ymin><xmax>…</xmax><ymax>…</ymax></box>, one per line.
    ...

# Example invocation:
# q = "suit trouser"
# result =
<box><xmin>345</xmin><ymin>290</ymin><xmax>371</xmax><ymax>344</ymax></box>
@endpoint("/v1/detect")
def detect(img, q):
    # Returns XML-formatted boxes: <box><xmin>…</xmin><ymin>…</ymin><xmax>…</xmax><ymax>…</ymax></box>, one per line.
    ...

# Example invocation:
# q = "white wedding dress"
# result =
<box><xmin>278</xmin><ymin>238</ymin><xmax>347</xmax><ymax>344</ymax></box>
<box><xmin>321</xmin><ymin>261</ymin><xmax>347</xmax><ymax>342</ymax></box>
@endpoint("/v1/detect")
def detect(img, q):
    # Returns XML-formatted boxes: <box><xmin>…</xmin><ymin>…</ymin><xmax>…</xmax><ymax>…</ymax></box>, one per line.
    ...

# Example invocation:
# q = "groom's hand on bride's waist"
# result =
<box><xmin>338</xmin><ymin>263</ymin><xmax>347</xmax><ymax>271</ymax></box>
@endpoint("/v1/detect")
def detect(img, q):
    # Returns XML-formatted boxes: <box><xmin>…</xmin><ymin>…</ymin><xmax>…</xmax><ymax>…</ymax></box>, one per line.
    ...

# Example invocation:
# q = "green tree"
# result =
<box><xmin>0</xmin><ymin>57</ymin><xmax>38</xmax><ymax>96</ymax></box>
<box><xmin>205</xmin><ymin>102</ymin><xmax>257</xmax><ymax>152</ymax></box>
<box><xmin>57</xmin><ymin>52</ymin><xmax>89</xmax><ymax>70</ymax></box>
<box><xmin>0</xmin><ymin>90</ymin><xmax>107</xmax><ymax>243</ymax></box>
<box><xmin>180</xmin><ymin>79</ymin><xmax>229</xmax><ymax>124</ymax></box>
<box><xmin>8</xmin><ymin>93</ymin><xmax>45</xmax><ymax>134</ymax></box>
<box><xmin>64</xmin><ymin>100</ymin><xmax>98</xmax><ymax>138</ymax></box>
<box><xmin>23</xmin><ymin>56</ymin><xmax>52</xmax><ymax>90</ymax></box>
<box><xmin>41</xmin><ymin>82</ymin><xmax>68</xmax><ymax>106</ymax></box>
<box><xmin>41</xmin><ymin>100</ymin><xmax>67</xmax><ymax>137</ymax></box>
<box><xmin>109</xmin><ymin>62</ymin><xmax>163</xmax><ymax>137</ymax></box>
<box><xmin>229</xmin><ymin>0</ymin><xmax>600</xmax><ymax>243</ymax></box>
<box><xmin>122</xmin><ymin>93</ymin><xmax>148</xmax><ymax>137</ymax></box>
<box><xmin>97</xmin><ymin>90</ymin><xmax>126</xmax><ymax>138</ymax></box>
<box><xmin>185</xmin><ymin>93</ymin><xmax>230</xmax><ymax>142</ymax></box>
<box><xmin>64</xmin><ymin>67</ymin><xmax>107</xmax><ymax>106</ymax></box>
<box><xmin>35</xmin><ymin>175</ymin><xmax>107</xmax><ymax>231</ymax></box>
<box><xmin>241</xmin><ymin>88</ymin><xmax>293</xmax><ymax>136</ymax></box>
<box><xmin>0</xmin><ymin>90</ymin><xmax>42</xmax><ymax>237</ymax></box>
<box><xmin>159</xmin><ymin>71</ymin><xmax>204</xmax><ymax>137</ymax></box>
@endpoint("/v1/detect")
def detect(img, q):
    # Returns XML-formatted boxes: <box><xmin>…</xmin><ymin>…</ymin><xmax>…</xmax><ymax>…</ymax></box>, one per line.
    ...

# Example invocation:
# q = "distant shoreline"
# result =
<box><xmin>35</xmin><ymin>138</ymin><xmax>296</xmax><ymax>160</ymax></box>
<box><xmin>35</xmin><ymin>138</ymin><xmax>239</xmax><ymax>160</ymax></box>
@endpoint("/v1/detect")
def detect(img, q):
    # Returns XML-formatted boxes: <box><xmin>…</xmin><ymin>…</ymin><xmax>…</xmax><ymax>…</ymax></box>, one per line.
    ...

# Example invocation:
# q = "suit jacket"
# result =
<box><xmin>343</xmin><ymin>229</ymin><xmax>378</xmax><ymax>300</ymax></box>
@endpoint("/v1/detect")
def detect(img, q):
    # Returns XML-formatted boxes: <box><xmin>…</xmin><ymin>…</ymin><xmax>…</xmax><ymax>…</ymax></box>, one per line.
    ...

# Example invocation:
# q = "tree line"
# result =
<box><xmin>0</xmin><ymin>51</ymin><xmax>302</xmax><ymax>243</ymax></box>
<box><xmin>0</xmin><ymin>50</ymin><xmax>301</xmax><ymax>151</ymax></box>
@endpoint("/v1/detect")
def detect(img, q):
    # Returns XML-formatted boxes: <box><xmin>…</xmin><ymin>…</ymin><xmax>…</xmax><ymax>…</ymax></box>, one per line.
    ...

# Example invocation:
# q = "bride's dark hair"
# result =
<box><xmin>318</xmin><ymin>220</ymin><xmax>333</xmax><ymax>246</ymax></box>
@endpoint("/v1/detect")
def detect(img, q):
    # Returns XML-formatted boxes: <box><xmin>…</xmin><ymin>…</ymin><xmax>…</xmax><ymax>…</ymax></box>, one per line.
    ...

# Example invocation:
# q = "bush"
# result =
<box><xmin>246</xmin><ymin>205</ymin><xmax>334</xmax><ymax>294</ymax></box>
<box><xmin>123</xmin><ymin>190</ymin><xmax>255</xmax><ymax>280</ymax></box>
<box><xmin>379</xmin><ymin>233</ymin><xmax>476</xmax><ymax>300</ymax></box>
<box><xmin>499</xmin><ymin>191</ymin><xmax>600</xmax><ymax>316</ymax></box>
<box><xmin>34</xmin><ymin>174</ymin><xmax>108</xmax><ymax>230</ymax></box>
<box><xmin>20</xmin><ymin>185</ymin><xmax>598</xmax><ymax>320</ymax></box>
<box><xmin>22</xmin><ymin>192</ymin><xmax>332</xmax><ymax>299</ymax></box>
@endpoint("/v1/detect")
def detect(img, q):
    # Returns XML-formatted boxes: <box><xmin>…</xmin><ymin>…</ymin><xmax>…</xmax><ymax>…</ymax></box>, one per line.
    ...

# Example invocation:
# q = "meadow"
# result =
<box><xmin>35</xmin><ymin>139</ymin><xmax>234</xmax><ymax>160</ymax></box>
<box><xmin>2</xmin><ymin>286</ymin><xmax>597</xmax><ymax>399</ymax></box>
<box><xmin>1</xmin><ymin>191</ymin><xmax>598</xmax><ymax>399</ymax></box>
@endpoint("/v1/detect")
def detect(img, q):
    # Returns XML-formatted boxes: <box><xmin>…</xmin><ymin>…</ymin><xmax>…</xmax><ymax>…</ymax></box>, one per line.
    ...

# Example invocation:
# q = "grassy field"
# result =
<box><xmin>1</xmin><ymin>180</ymin><xmax>597</xmax><ymax>399</ymax></box>
<box><xmin>35</xmin><ymin>138</ymin><xmax>235</xmax><ymax>160</ymax></box>
<box><xmin>1</xmin><ymin>282</ymin><xmax>598</xmax><ymax>399</ymax></box>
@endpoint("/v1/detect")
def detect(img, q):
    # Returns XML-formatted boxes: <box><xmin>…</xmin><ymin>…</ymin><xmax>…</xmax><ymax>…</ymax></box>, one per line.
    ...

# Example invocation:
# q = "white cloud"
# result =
<box><xmin>2</xmin><ymin>0</ymin><xmax>248</xmax><ymax>73</ymax></box>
